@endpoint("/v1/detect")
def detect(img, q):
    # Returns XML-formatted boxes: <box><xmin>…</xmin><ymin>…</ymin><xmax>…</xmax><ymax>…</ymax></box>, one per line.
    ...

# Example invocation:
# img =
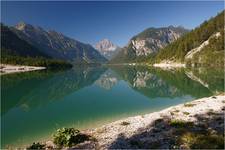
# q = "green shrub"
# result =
<box><xmin>184</xmin><ymin>103</ymin><xmax>196</xmax><ymax>107</ymax></box>
<box><xmin>178</xmin><ymin>132</ymin><xmax>224</xmax><ymax>149</ymax></box>
<box><xmin>183</xmin><ymin>112</ymin><xmax>190</xmax><ymax>115</ymax></box>
<box><xmin>1</xmin><ymin>54</ymin><xmax>73</xmax><ymax>69</ymax></box>
<box><xmin>169</xmin><ymin>120</ymin><xmax>193</xmax><ymax>128</ymax></box>
<box><xmin>120</xmin><ymin>121</ymin><xmax>130</xmax><ymax>126</ymax></box>
<box><xmin>53</xmin><ymin>128</ymin><xmax>90</xmax><ymax>147</ymax></box>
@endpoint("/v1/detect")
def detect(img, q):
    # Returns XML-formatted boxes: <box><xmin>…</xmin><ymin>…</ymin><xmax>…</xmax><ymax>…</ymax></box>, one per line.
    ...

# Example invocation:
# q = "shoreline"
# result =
<box><xmin>153</xmin><ymin>63</ymin><xmax>186</xmax><ymax>68</ymax></box>
<box><xmin>29</xmin><ymin>94</ymin><xmax>224</xmax><ymax>149</ymax></box>
<box><xmin>106</xmin><ymin>63</ymin><xmax>186</xmax><ymax>68</ymax></box>
<box><xmin>0</xmin><ymin>64</ymin><xmax>46</xmax><ymax>75</ymax></box>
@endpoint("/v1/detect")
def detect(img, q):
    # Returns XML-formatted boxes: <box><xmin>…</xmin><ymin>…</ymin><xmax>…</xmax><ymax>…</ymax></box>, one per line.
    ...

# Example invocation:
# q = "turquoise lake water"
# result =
<box><xmin>1</xmin><ymin>66</ymin><xmax>224</xmax><ymax>148</ymax></box>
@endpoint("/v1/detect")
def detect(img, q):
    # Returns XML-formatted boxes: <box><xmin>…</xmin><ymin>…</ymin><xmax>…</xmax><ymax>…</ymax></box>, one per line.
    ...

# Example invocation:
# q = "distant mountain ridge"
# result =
<box><xmin>2</xmin><ymin>10</ymin><xmax>223</xmax><ymax>67</ymax></box>
<box><xmin>1</xmin><ymin>23</ymin><xmax>72</xmax><ymax>68</ymax></box>
<box><xmin>11</xmin><ymin>22</ymin><xmax>107</xmax><ymax>64</ymax></box>
<box><xmin>110</xmin><ymin>26</ymin><xmax>189</xmax><ymax>63</ymax></box>
<box><xmin>95</xmin><ymin>39</ymin><xmax>121</xmax><ymax>60</ymax></box>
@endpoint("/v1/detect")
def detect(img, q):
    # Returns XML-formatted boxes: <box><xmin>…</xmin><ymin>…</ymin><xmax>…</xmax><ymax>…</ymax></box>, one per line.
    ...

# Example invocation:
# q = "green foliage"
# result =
<box><xmin>187</xmin><ymin>29</ymin><xmax>224</xmax><ymax>67</ymax></box>
<box><xmin>183</xmin><ymin>112</ymin><xmax>190</xmax><ymax>115</ymax></box>
<box><xmin>1</xmin><ymin>54</ymin><xmax>72</xmax><ymax>69</ymax></box>
<box><xmin>169</xmin><ymin>120</ymin><xmax>194</xmax><ymax>128</ymax></box>
<box><xmin>156</xmin><ymin>11</ymin><xmax>224</xmax><ymax>66</ymax></box>
<box><xmin>120</xmin><ymin>121</ymin><xmax>130</xmax><ymax>126</ymax></box>
<box><xmin>184</xmin><ymin>103</ymin><xmax>196</xmax><ymax>107</ymax></box>
<box><xmin>53</xmin><ymin>128</ymin><xmax>90</xmax><ymax>147</ymax></box>
<box><xmin>177</xmin><ymin>132</ymin><xmax>224</xmax><ymax>149</ymax></box>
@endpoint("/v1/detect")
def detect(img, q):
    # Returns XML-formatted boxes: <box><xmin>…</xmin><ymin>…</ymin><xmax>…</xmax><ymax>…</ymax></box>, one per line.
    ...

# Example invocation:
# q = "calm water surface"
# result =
<box><xmin>1</xmin><ymin>66</ymin><xmax>224</xmax><ymax>148</ymax></box>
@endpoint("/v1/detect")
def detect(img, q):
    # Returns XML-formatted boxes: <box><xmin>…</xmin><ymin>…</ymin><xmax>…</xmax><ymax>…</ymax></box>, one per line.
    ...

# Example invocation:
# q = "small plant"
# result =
<box><xmin>53</xmin><ymin>128</ymin><xmax>90</xmax><ymax>147</ymax></box>
<box><xmin>184</xmin><ymin>103</ymin><xmax>196</xmax><ymax>107</ymax></box>
<box><xmin>120</xmin><ymin>121</ymin><xmax>130</xmax><ymax>126</ymax></box>
<box><xmin>169</xmin><ymin>120</ymin><xmax>193</xmax><ymax>128</ymax></box>
<box><xmin>183</xmin><ymin>112</ymin><xmax>190</xmax><ymax>115</ymax></box>
<box><xmin>170</xmin><ymin>112</ymin><xmax>175</xmax><ymax>116</ymax></box>
<box><xmin>174</xmin><ymin>110</ymin><xmax>180</xmax><ymax>113</ymax></box>
<box><xmin>27</xmin><ymin>142</ymin><xmax>45</xmax><ymax>149</ymax></box>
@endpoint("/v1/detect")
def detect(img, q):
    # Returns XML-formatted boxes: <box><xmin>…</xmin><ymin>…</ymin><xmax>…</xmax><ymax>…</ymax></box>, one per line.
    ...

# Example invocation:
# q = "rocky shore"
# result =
<box><xmin>35</xmin><ymin>94</ymin><xmax>225</xmax><ymax>149</ymax></box>
<box><xmin>0</xmin><ymin>64</ymin><xmax>46</xmax><ymax>75</ymax></box>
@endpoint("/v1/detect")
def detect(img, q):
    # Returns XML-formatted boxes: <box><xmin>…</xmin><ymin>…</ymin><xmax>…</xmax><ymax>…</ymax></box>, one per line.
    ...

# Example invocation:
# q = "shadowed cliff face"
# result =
<box><xmin>11</xmin><ymin>22</ymin><xmax>107</xmax><ymax>64</ymax></box>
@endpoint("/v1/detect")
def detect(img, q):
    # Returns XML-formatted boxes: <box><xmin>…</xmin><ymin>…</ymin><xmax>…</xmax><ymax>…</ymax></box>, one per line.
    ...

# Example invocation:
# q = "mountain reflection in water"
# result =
<box><xmin>1</xmin><ymin>66</ymin><xmax>224</xmax><ymax>148</ymax></box>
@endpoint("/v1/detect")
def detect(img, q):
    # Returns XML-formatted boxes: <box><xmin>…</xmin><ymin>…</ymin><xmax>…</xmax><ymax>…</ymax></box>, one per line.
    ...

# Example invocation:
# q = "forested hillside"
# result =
<box><xmin>155</xmin><ymin>11</ymin><xmax>224</xmax><ymax>66</ymax></box>
<box><xmin>1</xmin><ymin>24</ymin><xmax>49</xmax><ymax>58</ymax></box>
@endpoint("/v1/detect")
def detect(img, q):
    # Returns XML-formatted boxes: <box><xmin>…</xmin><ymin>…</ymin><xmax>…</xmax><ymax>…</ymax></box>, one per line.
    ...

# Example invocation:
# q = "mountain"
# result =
<box><xmin>1</xmin><ymin>23</ymin><xmax>48</xmax><ymax>58</ymax></box>
<box><xmin>110</xmin><ymin>26</ymin><xmax>188</xmax><ymax>63</ymax></box>
<box><xmin>155</xmin><ymin>11</ymin><xmax>224</xmax><ymax>67</ymax></box>
<box><xmin>95</xmin><ymin>39</ymin><xmax>121</xmax><ymax>60</ymax></box>
<box><xmin>1</xmin><ymin>23</ymin><xmax>72</xmax><ymax>68</ymax></box>
<box><xmin>11</xmin><ymin>22</ymin><xmax>107</xmax><ymax>64</ymax></box>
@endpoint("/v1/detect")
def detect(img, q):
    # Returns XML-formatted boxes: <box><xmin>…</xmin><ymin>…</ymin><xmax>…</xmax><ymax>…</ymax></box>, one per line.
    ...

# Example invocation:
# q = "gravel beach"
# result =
<box><xmin>41</xmin><ymin>94</ymin><xmax>225</xmax><ymax>149</ymax></box>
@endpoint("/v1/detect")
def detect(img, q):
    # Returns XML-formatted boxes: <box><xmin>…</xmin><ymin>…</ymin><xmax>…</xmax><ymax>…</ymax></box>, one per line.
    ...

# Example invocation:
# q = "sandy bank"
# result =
<box><xmin>0</xmin><ymin>64</ymin><xmax>46</xmax><ymax>75</ymax></box>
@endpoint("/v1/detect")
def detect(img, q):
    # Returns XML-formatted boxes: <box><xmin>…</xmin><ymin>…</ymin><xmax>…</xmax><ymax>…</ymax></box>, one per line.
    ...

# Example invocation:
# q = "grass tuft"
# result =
<box><xmin>183</xmin><ymin>112</ymin><xmax>190</xmax><ymax>115</ymax></box>
<box><xmin>120</xmin><ymin>121</ymin><xmax>130</xmax><ymax>126</ymax></box>
<box><xmin>169</xmin><ymin>120</ymin><xmax>193</xmax><ymax>128</ymax></box>
<box><xmin>177</xmin><ymin>132</ymin><xmax>224</xmax><ymax>149</ymax></box>
<box><xmin>184</xmin><ymin>103</ymin><xmax>196</xmax><ymax>107</ymax></box>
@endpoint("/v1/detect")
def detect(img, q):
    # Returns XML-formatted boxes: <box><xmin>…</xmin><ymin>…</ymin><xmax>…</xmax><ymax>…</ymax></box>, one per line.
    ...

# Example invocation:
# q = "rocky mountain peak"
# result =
<box><xmin>95</xmin><ymin>39</ymin><xmax>118</xmax><ymax>52</ymax></box>
<box><xmin>129</xmin><ymin>26</ymin><xmax>189</xmax><ymax>56</ymax></box>
<box><xmin>110</xmin><ymin>26</ymin><xmax>189</xmax><ymax>63</ymax></box>
<box><xmin>95</xmin><ymin>39</ymin><xmax>121</xmax><ymax>60</ymax></box>
<box><xmin>15</xmin><ymin>21</ymin><xmax>34</xmax><ymax>31</ymax></box>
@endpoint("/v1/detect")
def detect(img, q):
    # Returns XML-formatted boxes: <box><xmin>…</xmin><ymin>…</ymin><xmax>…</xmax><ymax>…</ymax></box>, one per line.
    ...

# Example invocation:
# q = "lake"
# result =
<box><xmin>1</xmin><ymin>66</ymin><xmax>224</xmax><ymax>148</ymax></box>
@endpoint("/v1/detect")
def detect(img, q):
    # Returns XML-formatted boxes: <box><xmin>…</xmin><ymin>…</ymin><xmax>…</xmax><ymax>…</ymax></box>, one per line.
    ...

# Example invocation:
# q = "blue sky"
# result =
<box><xmin>1</xmin><ymin>1</ymin><xmax>224</xmax><ymax>47</ymax></box>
